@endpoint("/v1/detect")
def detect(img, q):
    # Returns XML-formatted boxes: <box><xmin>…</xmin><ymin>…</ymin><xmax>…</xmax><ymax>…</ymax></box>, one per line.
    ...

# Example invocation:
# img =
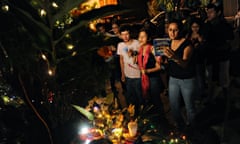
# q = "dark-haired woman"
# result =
<box><xmin>187</xmin><ymin>18</ymin><xmax>206</xmax><ymax>102</ymax></box>
<box><xmin>163</xmin><ymin>20</ymin><xmax>196</xmax><ymax>132</ymax></box>
<box><xmin>137</xmin><ymin>29</ymin><xmax>167</xmax><ymax>127</ymax></box>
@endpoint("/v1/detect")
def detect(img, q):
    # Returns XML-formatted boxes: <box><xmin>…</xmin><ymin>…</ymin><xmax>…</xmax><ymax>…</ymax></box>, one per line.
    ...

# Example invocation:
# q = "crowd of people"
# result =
<box><xmin>95</xmin><ymin>2</ymin><xmax>237</xmax><ymax>136</ymax></box>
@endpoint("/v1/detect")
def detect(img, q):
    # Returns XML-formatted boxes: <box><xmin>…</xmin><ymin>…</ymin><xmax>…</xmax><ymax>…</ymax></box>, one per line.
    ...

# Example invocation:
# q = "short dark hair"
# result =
<box><xmin>119</xmin><ymin>24</ymin><xmax>131</xmax><ymax>33</ymax></box>
<box><xmin>207</xmin><ymin>3</ymin><xmax>221</xmax><ymax>13</ymax></box>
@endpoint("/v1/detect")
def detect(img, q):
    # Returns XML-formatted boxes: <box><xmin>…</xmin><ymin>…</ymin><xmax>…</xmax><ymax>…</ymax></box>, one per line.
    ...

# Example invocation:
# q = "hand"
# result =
<box><xmin>163</xmin><ymin>48</ymin><xmax>176</xmax><ymax>59</ymax></box>
<box><xmin>141</xmin><ymin>69</ymin><xmax>148</xmax><ymax>74</ymax></box>
<box><xmin>128</xmin><ymin>49</ymin><xmax>134</xmax><ymax>57</ymax></box>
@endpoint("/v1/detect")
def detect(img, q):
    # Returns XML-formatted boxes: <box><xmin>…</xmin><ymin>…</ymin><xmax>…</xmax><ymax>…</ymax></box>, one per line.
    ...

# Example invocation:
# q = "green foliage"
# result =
<box><xmin>72</xmin><ymin>104</ymin><xmax>94</xmax><ymax>121</ymax></box>
<box><xmin>0</xmin><ymin>0</ymin><xmax>131</xmax><ymax>128</ymax></box>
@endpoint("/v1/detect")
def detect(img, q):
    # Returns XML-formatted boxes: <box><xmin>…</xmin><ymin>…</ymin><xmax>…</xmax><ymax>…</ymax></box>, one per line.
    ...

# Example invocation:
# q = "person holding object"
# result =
<box><xmin>137</xmin><ymin>28</ymin><xmax>165</xmax><ymax>114</ymax></box>
<box><xmin>163</xmin><ymin>19</ymin><xmax>196</xmax><ymax>133</ymax></box>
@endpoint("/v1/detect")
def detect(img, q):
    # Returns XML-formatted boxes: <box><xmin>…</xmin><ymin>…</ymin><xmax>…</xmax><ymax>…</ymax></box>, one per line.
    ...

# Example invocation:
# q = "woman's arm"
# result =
<box><xmin>144</xmin><ymin>46</ymin><xmax>161</xmax><ymax>74</ymax></box>
<box><xmin>164</xmin><ymin>45</ymin><xmax>193</xmax><ymax>68</ymax></box>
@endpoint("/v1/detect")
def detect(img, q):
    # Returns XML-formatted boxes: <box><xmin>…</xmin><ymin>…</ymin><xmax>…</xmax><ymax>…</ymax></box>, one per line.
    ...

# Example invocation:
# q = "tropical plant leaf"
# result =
<box><xmin>52</xmin><ymin>0</ymin><xmax>86</xmax><ymax>24</ymax></box>
<box><xmin>11</xmin><ymin>7</ymin><xmax>51</xmax><ymax>50</ymax></box>
<box><xmin>13</xmin><ymin>7</ymin><xmax>51</xmax><ymax>37</ymax></box>
<box><xmin>72</xmin><ymin>104</ymin><xmax>94</xmax><ymax>121</ymax></box>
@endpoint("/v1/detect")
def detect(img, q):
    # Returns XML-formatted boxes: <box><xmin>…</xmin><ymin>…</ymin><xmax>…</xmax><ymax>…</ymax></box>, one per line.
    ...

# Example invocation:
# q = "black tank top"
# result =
<box><xmin>168</xmin><ymin>40</ymin><xmax>195</xmax><ymax>79</ymax></box>
<box><xmin>142</xmin><ymin>53</ymin><xmax>160</xmax><ymax>77</ymax></box>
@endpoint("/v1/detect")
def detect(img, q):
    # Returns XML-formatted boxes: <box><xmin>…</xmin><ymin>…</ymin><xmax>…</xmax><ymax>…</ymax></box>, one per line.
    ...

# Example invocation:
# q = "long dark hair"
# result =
<box><xmin>168</xmin><ymin>19</ymin><xmax>185</xmax><ymax>39</ymax></box>
<box><xmin>188</xmin><ymin>18</ymin><xmax>203</xmax><ymax>36</ymax></box>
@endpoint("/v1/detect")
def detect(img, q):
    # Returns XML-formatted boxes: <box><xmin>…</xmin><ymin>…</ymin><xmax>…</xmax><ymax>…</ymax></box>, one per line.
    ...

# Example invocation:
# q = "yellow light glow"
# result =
<box><xmin>41</xmin><ymin>54</ymin><xmax>47</xmax><ymax>60</ymax></box>
<box><xmin>48</xmin><ymin>69</ymin><xmax>53</xmax><ymax>76</ymax></box>
<box><xmin>52</xmin><ymin>2</ymin><xmax>58</xmax><ymax>8</ymax></box>
<box><xmin>40</xmin><ymin>9</ymin><xmax>47</xmax><ymax>17</ymax></box>
<box><xmin>2</xmin><ymin>96</ymin><xmax>10</xmax><ymax>104</ymax></box>
<box><xmin>67</xmin><ymin>44</ymin><xmax>74</xmax><ymax>50</ymax></box>
<box><xmin>72</xmin><ymin>51</ymin><xmax>77</xmax><ymax>56</ymax></box>
<box><xmin>89</xmin><ymin>22</ymin><xmax>96</xmax><ymax>31</ymax></box>
<box><xmin>175</xmin><ymin>138</ymin><xmax>178</xmax><ymax>143</ymax></box>
<box><xmin>65</xmin><ymin>34</ymin><xmax>70</xmax><ymax>38</ymax></box>
<box><xmin>2</xmin><ymin>5</ymin><xmax>9</xmax><ymax>12</ymax></box>
<box><xmin>55</xmin><ymin>20</ymin><xmax>60</xmax><ymax>26</ymax></box>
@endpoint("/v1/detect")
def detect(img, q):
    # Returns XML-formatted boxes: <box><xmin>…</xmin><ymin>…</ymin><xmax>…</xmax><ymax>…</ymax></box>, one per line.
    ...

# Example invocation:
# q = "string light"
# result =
<box><xmin>48</xmin><ymin>69</ymin><xmax>53</xmax><ymax>76</ymax></box>
<box><xmin>66</xmin><ymin>44</ymin><xmax>74</xmax><ymax>50</ymax></box>
<box><xmin>71</xmin><ymin>51</ymin><xmax>77</xmax><ymax>56</ymax></box>
<box><xmin>41</xmin><ymin>54</ymin><xmax>47</xmax><ymax>60</ymax></box>
<box><xmin>52</xmin><ymin>2</ymin><xmax>58</xmax><ymax>8</ymax></box>
<box><xmin>1</xmin><ymin>5</ymin><xmax>9</xmax><ymax>12</ymax></box>
<box><xmin>39</xmin><ymin>9</ymin><xmax>47</xmax><ymax>17</ymax></box>
<box><xmin>65</xmin><ymin>34</ymin><xmax>71</xmax><ymax>38</ymax></box>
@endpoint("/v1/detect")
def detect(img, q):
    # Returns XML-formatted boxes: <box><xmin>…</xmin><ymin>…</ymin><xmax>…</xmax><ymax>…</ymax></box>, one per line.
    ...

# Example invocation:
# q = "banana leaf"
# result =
<box><xmin>72</xmin><ymin>104</ymin><xmax>94</xmax><ymax>121</ymax></box>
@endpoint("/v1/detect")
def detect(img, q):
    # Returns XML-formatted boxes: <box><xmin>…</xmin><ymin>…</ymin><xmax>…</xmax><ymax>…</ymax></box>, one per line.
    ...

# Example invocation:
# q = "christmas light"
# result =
<box><xmin>1</xmin><ymin>5</ymin><xmax>9</xmax><ymax>12</ymax></box>
<box><xmin>41</xmin><ymin>54</ymin><xmax>47</xmax><ymax>60</ymax></box>
<box><xmin>40</xmin><ymin>9</ymin><xmax>47</xmax><ymax>17</ymax></box>
<box><xmin>65</xmin><ymin>34</ymin><xmax>71</xmax><ymax>38</ymax></box>
<box><xmin>52</xmin><ymin>2</ymin><xmax>58</xmax><ymax>8</ymax></box>
<box><xmin>71</xmin><ymin>51</ymin><xmax>77</xmax><ymax>56</ymax></box>
<box><xmin>67</xmin><ymin>44</ymin><xmax>74</xmax><ymax>50</ymax></box>
<box><xmin>48</xmin><ymin>69</ymin><xmax>53</xmax><ymax>76</ymax></box>
<box><xmin>55</xmin><ymin>20</ymin><xmax>60</xmax><ymax>26</ymax></box>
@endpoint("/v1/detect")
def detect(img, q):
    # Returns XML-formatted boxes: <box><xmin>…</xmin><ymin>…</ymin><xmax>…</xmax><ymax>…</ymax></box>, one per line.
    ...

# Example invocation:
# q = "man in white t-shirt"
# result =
<box><xmin>117</xmin><ymin>25</ymin><xmax>143</xmax><ymax>113</ymax></box>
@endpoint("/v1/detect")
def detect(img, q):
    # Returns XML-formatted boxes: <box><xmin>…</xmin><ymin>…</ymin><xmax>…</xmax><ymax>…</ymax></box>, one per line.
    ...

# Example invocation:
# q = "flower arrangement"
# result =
<box><xmin>72</xmin><ymin>93</ymin><xmax>191</xmax><ymax>144</ymax></box>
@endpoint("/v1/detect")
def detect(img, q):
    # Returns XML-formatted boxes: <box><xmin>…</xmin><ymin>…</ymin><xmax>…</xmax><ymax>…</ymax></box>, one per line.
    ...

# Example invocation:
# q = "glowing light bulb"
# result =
<box><xmin>52</xmin><ymin>2</ymin><xmax>58</xmax><ymax>8</ymax></box>
<box><xmin>40</xmin><ymin>9</ymin><xmax>47</xmax><ymax>17</ymax></box>
<box><xmin>2</xmin><ymin>5</ymin><xmax>9</xmax><ymax>12</ymax></box>
<box><xmin>71</xmin><ymin>51</ymin><xmax>77</xmax><ymax>56</ymax></box>
<box><xmin>67</xmin><ymin>44</ymin><xmax>74</xmax><ymax>50</ymax></box>
<box><xmin>48</xmin><ymin>69</ymin><xmax>53</xmax><ymax>76</ymax></box>
<box><xmin>175</xmin><ymin>138</ymin><xmax>178</xmax><ymax>143</ymax></box>
<box><xmin>65</xmin><ymin>34</ymin><xmax>70</xmax><ymax>38</ymax></box>
<box><xmin>55</xmin><ymin>20</ymin><xmax>60</xmax><ymax>25</ymax></box>
<box><xmin>41</xmin><ymin>54</ymin><xmax>47</xmax><ymax>60</ymax></box>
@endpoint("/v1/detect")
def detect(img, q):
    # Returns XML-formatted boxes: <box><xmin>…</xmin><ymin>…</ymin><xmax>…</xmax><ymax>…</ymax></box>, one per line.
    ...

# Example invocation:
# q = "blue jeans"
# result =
<box><xmin>168</xmin><ymin>76</ymin><xmax>196</xmax><ymax>128</ymax></box>
<box><xmin>125</xmin><ymin>77</ymin><xmax>143</xmax><ymax>110</ymax></box>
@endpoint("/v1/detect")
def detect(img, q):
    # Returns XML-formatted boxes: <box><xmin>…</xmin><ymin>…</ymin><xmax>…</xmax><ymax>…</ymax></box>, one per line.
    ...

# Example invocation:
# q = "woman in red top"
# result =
<box><xmin>137</xmin><ymin>28</ymin><xmax>165</xmax><ymax>116</ymax></box>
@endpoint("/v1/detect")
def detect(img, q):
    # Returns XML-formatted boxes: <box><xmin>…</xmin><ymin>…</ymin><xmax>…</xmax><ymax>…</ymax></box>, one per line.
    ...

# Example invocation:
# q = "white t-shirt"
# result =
<box><xmin>117</xmin><ymin>39</ymin><xmax>141</xmax><ymax>78</ymax></box>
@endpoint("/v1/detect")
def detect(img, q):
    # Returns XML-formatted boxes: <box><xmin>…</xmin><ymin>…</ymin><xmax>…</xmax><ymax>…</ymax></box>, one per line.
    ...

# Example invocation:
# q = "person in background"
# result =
<box><xmin>186</xmin><ymin>18</ymin><xmax>206</xmax><ymax>102</ymax></box>
<box><xmin>137</xmin><ymin>28</ymin><xmax>165</xmax><ymax>115</ymax></box>
<box><xmin>111</xmin><ymin>22</ymin><xmax>121</xmax><ymax>38</ymax></box>
<box><xmin>95</xmin><ymin>23</ymin><xmax>115</xmax><ymax>37</ymax></box>
<box><xmin>203</xmin><ymin>3</ymin><xmax>234</xmax><ymax>103</ymax></box>
<box><xmin>107</xmin><ymin>22</ymin><xmax>126</xmax><ymax>108</ymax></box>
<box><xmin>117</xmin><ymin>24</ymin><xmax>143</xmax><ymax>114</ymax></box>
<box><xmin>163</xmin><ymin>19</ymin><xmax>196</xmax><ymax>132</ymax></box>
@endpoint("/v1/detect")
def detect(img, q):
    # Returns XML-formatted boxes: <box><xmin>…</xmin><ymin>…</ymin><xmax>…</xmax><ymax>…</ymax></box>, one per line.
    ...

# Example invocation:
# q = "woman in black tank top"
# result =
<box><xmin>163</xmin><ymin>19</ymin><xmax>196</xmax><ymax>132</ymax></box>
